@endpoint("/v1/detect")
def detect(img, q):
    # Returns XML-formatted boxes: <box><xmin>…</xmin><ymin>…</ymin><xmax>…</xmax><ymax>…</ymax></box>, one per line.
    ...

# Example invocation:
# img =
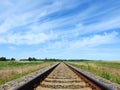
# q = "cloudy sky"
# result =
<box><xmin>0</xmin><ymin>0</ymin><xmax>120</xmax><ymax>60</ymax></box>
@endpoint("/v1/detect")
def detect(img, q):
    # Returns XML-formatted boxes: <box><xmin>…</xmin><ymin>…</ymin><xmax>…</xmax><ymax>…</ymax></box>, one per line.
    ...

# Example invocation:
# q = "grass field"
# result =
<box><xmin>67</xmin><ymin>61</ymin><xmax>120</xmax><ymax>84</ymax></box>
<box><xmin>0</xmin><ymin>61</ymin><xmax>55</xmax><ymax>85</ymax></box>
<box><xmin>1</xmin><ymin>60</ymin><xmax>120</xmax><ymax>85</ymax></box>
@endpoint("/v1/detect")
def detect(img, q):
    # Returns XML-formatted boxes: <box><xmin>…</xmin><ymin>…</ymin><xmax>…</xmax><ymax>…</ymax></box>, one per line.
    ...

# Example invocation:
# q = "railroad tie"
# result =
<box><xmin>35</xmin><ymin>63</ymin><xmax>93</xmax><ymax>90</ymax></box>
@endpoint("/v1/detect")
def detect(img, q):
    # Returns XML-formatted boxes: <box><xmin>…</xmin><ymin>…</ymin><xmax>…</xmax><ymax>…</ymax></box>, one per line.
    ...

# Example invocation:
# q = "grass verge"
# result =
<box><xmin>0</xmin><ymin>61</ymin><xmax>55</xmax><ymax>85</ymax></box>
<box><xmin>67</xmin><ymin>61</ymin><xmax>120</xmax><ymax>84</ymax></box>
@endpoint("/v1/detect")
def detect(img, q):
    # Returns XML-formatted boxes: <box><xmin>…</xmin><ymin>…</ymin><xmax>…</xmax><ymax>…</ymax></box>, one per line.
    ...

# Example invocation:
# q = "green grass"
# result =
<box><xmin>0</xmin><ymin>61</ymin><xmax>44</xmax><ymax>68</ymax></box>
<box><xmin>67</xmin><ymin>61</ymin><xmax>120</xmax><ymax>84</ymax></box>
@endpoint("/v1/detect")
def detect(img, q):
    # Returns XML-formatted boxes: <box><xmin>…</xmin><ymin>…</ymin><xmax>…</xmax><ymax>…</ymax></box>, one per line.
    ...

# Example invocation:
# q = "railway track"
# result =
<box><xmin>14</xmin><ymin>62</ymin><xmax>114</xmax><ymax>90</ymax></box>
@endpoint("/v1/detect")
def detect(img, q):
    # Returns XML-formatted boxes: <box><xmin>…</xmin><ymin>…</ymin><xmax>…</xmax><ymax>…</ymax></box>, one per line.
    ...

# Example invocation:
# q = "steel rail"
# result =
<box><xmin>14</xmin><ymin>63</ymin><xmax>59</xmax><ymax>90</ymax></box>
<box><xmin>66</xmin><ymin>63</ymin><xmax>114</xmax><ymax>90</ymax></box>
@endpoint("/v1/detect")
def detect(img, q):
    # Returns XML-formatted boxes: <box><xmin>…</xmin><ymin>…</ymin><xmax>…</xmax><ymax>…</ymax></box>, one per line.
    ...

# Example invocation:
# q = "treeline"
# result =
<box><xmin>0</xmin><ymin>57</ymin><xmax>40</xmax><ymax>61</ymax></box>
<box><xmin>0</xmin><ymin>57</ymin><xmax>93</xmax><ymax>61</ymax></box>
<box><xmin>0</xmin><ymin>57</ymin><xmax>15</xmax><ymax>61</ymax></box>
<box><xmin>20</xmin><ymin>58</ymin><xmax>65</xmax><ymax>61</ymax></box>
<box><xmin>67</xmin><ymin>59</ymin><xmax>93</xmax><ymax>61</ymax></box>
<box><xmin>0</xmin><ymin>57</ymin><xmax>67</xmax><ymax>61</ymax></box>
<box><xmin>20</xmin><ymin>57</ymin><xmax>37</xmax><ymax>61</ymax></box>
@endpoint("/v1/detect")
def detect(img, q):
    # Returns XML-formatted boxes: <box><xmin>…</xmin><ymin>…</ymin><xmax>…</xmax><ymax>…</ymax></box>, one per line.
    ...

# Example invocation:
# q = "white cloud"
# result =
<box><xmin>8</xmin><ymin>46</ymin><xmax>16</xmax><ymax>50</ymax></box>
<box><xmin>0</xmin><ymin>0</ymin><xmax>120</xmax><ymax>37</ymax></box>
<box><xmin>25</xmin><ymin>31</ymin><xmax>120</xmax><ymax>60</ymax></box>
<box><xmin>0</xmin><ymin>32</ymin><xmax>54</xmax><ymax>45</ymax></box>
<box><xmin>61</xmin><ymin>15</ymin><xmax>120</xmax><ymax>38</ymax></box>
<box><xmin>69</xmin><ymin>31</ymin><xmax>119</xmax><ymax>49</ymax></box>
<box><xmin>0</xmin><ymin>0</ymin><xmax>84</xmax><ymax>34</ymax></box>
<box><xmin>32</xmin><ymin>31</ymin><xmax>119</xmax><ymax>54</ymax></box>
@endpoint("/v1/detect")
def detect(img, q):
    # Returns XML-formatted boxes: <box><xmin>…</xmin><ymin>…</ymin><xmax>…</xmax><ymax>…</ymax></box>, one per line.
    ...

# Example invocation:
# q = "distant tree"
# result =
<box><xmin>0</xmin><ymin>57</ymin><xmax>7</xmax><ymax>61</ymax></box>
<box><xmin>33</xmin><ymin>57</ymin><xmax>36</xmax><ymax>61</ymax></box>
<box><xmin>45</xmin><ymin>58</ymin><xmax>48</xmax><ymax>61</ymax></box>
<box><xmin>11</xmin><ymin>58</ymin><xmax>16</xmax><ymax>61</ymax></box>
<box><xmin>28</xmin><ymin>57</ymin><xmax>33</xmax><ymax>61</ymax></box>
<box><xmin>28</xmin><ymin>57</ymin><xmax>37</xmax><ymax>61</ymax></box>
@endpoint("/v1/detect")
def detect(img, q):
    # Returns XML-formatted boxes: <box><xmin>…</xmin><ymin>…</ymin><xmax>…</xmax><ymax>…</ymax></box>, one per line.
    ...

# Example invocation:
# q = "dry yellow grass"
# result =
<box><xmin>0</xmin><ymin>61</ymin><xmax>55</xmax><ymax>85</ymax></box>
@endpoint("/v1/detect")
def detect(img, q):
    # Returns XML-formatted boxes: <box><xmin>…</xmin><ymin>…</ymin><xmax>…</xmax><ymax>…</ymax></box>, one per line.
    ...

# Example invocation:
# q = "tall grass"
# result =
<box><xmin>68</xmin><ymin>61</ymin><xmax>120</xmax><ymax>84</ymax></box>
<box><xmin>0</xmin><ymin>61</ymin><xmax>55</xmax><ymax>85</ymax></box>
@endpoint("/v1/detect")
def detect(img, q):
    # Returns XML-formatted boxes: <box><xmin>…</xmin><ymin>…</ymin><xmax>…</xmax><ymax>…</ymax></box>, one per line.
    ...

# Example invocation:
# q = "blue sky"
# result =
<box><xmin>0</xmin><ymin>0</ymin><xmax>120</xmax><ymax>60</ymax></box>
